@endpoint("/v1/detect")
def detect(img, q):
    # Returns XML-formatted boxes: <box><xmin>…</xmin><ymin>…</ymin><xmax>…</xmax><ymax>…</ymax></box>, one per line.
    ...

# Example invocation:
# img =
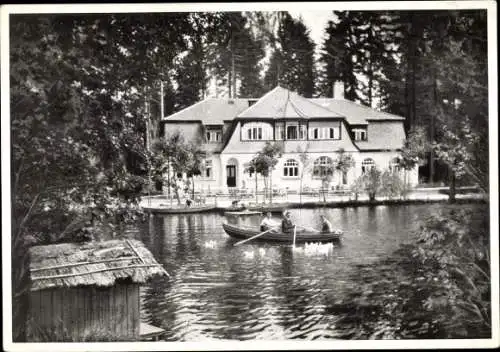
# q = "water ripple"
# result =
<box><xmin>132</xmin><ymin>204</ymin><xmax>462</xmax><ymax>340</ymax></box>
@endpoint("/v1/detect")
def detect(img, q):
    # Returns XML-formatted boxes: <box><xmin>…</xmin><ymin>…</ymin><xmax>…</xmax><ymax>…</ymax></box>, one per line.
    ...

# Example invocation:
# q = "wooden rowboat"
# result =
<box><xmin>224</xmin><ymin>210</ymin><xmax>263</xmax><ymax>216</ymax></box>
<box><xmin>142</xmin><ymin>204</ymin><xmax>216</xmax><ymax>214</ymax></box>
<box><xmin>222</xmin><ymin>223</ymin><xmax>342</xmax><ymax>243</ymax></box>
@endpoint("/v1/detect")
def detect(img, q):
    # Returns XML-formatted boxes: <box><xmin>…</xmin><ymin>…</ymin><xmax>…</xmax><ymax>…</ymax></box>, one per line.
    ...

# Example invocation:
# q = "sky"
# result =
<box><xmin>207</xmin><ymin>11</ymin><xmax>336</xmax><ymax>98</ymax></box>
<box><xmin>289</xmin><ymin>11</ymin><xmax>336</xmax><ymax>54</ymax></box>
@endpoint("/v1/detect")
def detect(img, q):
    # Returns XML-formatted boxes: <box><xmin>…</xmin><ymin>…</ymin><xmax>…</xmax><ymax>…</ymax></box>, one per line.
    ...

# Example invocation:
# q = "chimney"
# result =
<box><xmin>333</xmin><ymin>81</ymin><xmax>344</xmax><ymax>100</ymax></box>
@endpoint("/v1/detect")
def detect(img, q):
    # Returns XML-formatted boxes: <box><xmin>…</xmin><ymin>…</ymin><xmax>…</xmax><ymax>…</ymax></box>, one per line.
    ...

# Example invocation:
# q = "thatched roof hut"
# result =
<box><xmin>28</xmin><ymin>239</ymin><xmax>168</xmax><ymax>341</ymax></box>
<box><xmin>30</xmin><ymin>239</ymin><xmax>167</xmax><ymax>290</ymax></box>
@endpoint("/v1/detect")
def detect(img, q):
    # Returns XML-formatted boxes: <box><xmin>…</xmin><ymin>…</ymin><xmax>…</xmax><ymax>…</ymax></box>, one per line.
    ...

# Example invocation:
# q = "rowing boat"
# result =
<box><xmin>222</xmin><ymin>223</ymin><xmax>342</xmax><ymax>243</ymax></box>
<box><xmin>142</xmin><ymin>204</ymin><xmax>216</xmax><ymax>214</ymax></box>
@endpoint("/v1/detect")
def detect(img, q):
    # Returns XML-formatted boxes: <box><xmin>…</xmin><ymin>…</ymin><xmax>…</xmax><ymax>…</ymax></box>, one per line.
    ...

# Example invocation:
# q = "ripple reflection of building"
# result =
<box><xmin>276</xmin><ymin>247</ymin><xmax>322</xmax><ymax>338</ymax></box>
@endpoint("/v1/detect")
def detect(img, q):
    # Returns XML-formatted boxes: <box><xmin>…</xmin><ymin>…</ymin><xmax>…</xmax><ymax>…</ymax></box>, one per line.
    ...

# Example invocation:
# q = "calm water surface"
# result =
<box><xmin>126</xmin><ymin>204</ymin><xmax>474</xmax><ymax>341</ymax></box>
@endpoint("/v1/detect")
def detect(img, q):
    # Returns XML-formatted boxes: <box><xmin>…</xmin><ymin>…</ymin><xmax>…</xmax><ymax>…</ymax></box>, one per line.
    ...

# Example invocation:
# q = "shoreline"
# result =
<box><xmin>141</xmin><ymin>193</ymin><xmax>487</xmax><ymax>214</ymax></box>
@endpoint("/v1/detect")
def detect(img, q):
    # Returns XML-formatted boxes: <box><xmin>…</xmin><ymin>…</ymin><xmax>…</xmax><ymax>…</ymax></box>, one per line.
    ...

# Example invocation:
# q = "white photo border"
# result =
<box><xmin>1</xmin><ymin>1</ymin><xmax>498</xmax><ymax>351</ymax></box>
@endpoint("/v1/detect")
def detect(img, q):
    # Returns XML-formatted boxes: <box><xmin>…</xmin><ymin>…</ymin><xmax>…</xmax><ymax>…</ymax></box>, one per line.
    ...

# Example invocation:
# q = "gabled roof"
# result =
<box><xmin>310</xmin><ymin>98</ymin><xmax>405</xmax><ymax>125</ymax></box>
<box><xmin>237</xmin><ymin>86</ymin><xmax>344</xmax><ymax>119</ymax></box>
<box><xmin>161</xmin><ymin>87</ymin><xmax>406</xmax><ymax>127</ymax></box>
<box><xmin>162</xmin><ymin>98</ymin><xmax>252</xmax><ymax>125</ymax></box>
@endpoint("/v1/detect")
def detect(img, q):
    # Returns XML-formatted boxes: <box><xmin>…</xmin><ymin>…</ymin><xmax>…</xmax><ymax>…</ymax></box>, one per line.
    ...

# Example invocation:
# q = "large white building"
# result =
<box><xmin>161</xmin><ymin>85</ymin><xmax>418</xmax><ymax>194</ymax></box>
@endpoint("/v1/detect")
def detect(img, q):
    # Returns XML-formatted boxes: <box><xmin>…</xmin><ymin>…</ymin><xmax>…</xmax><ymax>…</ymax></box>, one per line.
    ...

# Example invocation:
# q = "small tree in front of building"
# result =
<box><xmin>185</xmin><ymin>140</ymin><xmax>207</xmax><ymax>199</ymax></box>
<box><xmin>244</xmin><ymin>155</ymin><xmax>268</xmax><ymax>204</ymax></box>
<box><xmin>313</xmin><ymin>157</ymin><xmax>335</xmax><ymax>203</ymax></box>
<box><xmin>244</xmin><ymin>150</ymin><xmax>278</xmax><ymax>204</ymax></box>
<box><xmin>334</xmin><ymin>148</ymin><xmax>355</xmax><ymax>189</ymax></box>
<box><xmin>362</xmin><ymin>167</ymin><xmax>382</xmax><ymax>202</ymax></box>
<box><xmin>257</xmin><ymin>142</ymin><xmax>283</xmax><ymax>204</ymax></box>
<box><xmin>379</xmin><ymin>169</ymin><xmax>404</xmax><ymax>200</ymax></box>
<box><xmin>151</xmin><ymin>130</ymin><xmax>204</xmax><ymax>205</ymax></box>
<box><xmin>297</xmin><ymin>144</ymin><xmax>312</xmax><ymax>204</ymax></box>
<box><xmin>399</xmin><ymin>125</ymin><xmax>429</xmax><ymax>193</ymax></box>
<box><xmin>350</xmin><ymin>176</ymin><xmax>365</xmax><ymax>201</ymax></box>
<box><xmin>433</xmin><ymin>118</ymin><xmax>483</xmax><ymax>203</ymax></box>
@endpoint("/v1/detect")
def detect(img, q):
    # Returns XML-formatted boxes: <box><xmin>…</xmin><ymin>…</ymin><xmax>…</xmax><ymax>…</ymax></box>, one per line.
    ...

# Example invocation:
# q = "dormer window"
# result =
<box><xmin>275</xmin><ymin>122</ymin><xmax>285</xmax><ymax>140</ymax></box>
<box><xmin>309</xmin><ymin>124</ymin><xmax>340</xmax><ymax>140</ymax></box>
<box><xmin>285</xmin><ymin>122</ymin><xmax>306</xmax><ymax>140</ymax></box>
<box><xmin>353</xmin><ymin>128</ymin><xmax>367</xmax><ymax>141</ymax></box>
<box><xmin>206</xmin><ymin>129</ymin><xmax>222</xmax><ymax>143</ymax></box>
<box><xmin>242</xmin><ymin>122</ymin><xmax>272</xmax><ymax>141</ymax></box>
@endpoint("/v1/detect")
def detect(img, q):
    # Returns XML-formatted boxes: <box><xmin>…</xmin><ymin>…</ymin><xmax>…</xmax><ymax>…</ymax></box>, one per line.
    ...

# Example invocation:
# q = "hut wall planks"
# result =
<box><xmin>28</xmin><ymin>283</ymin><xmax>140</xmax><ymax>341</ymax></box>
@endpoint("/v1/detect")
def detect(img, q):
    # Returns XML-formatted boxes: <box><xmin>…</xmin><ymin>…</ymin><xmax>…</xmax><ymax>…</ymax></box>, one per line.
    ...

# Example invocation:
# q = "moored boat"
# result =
<box><xmin>142</xmin><ymin>204</ymin><xmax>216</xmax><ymax>214</ymax></box>
<box><xmin>222</xmin><ymin>223</ymin><xmax>342</xmax><ymax>243</ymax></box>
<box><xmin>224</xmin><ymin>210</ymin><xmax>263</xmax><ymax>216</ymax></box>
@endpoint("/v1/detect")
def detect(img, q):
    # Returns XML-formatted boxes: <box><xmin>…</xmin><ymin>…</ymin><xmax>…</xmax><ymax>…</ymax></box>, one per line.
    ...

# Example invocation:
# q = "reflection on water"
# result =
<box><xmin>128</xmin><ymin>204</ymin><xmax>468</xmax><ymax>341</ymax></box>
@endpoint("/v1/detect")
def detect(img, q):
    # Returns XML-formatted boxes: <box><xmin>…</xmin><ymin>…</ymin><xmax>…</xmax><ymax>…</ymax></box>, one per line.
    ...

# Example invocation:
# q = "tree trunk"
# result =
<box><xmin>269</xmin><ymin>168</ymin><xmax>273</xmax><ymax>204</ymax></box>
<box><xmin>430</xmin><ymin>66</ymin><xmax>437</xmax><ymax>184</ymax></box>
<box><xmin>174</xmin><ymin>183</ymin><xmax>181</xmax><ymax>205</ymax></box>
<box><xmin>369</xmin><ymin>192</ymin><xmax>376</xmax><ymax>202</ymax></box>
<box><xmin>191</xmin><ymin>177</ymin><xmax>195</xmax><ymax>200</ymax></box>
<box><xmin>255</xmin><ymin>173</ymin><xmax>258</xmax><ymax>204</ymax></box>
<box><xmin>263</xmin><ymin>177</ymin><xmax>267</xmax><ymax>203</ymax></box>
<box><xmin>403</xmin><ymin>169</ymin><xmax>407</xmax><ymax>199</ymax></box>
<box><xmin>449</xmin><ymin>170</ymin><xmax>456</xmax><ymax>203</ymax></box>
<box><xmin>299</xmin><ymin>177</ymin><xmax>303</xmax><ymax>205</ymax></box>
<box><xmin>167</xmin><ymin>157</ymin><xmax>171</xmax><ymax>199</ymax></box>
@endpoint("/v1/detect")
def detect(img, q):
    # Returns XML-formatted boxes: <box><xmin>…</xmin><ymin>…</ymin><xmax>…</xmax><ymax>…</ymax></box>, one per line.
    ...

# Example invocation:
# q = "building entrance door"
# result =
<box><xmin>226</xmin><ymin>165</ymin><xmax>236</xmax><ymax>187</ymax></box>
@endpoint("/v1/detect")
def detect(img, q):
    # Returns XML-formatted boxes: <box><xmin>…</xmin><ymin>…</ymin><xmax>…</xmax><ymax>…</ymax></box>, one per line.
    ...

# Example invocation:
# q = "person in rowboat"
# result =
<box><xmin>281</xmin><ymin>210</ymin><xmax>296</xmax><ymax>234</ymax></box>
<box><xmin>260</xmin><ymin>212</ymin><xmax>279</xmax><ymax>232</ymax></box>
<box><xmin>319</xmin><ymin>215</ymin><xmax>333</xmax><ymax>233</ymax></box>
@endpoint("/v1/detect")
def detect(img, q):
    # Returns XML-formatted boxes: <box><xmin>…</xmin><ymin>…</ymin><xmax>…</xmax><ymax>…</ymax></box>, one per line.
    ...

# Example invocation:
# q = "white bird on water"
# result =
<box><xmin>243</xmin><ymin>250</ymin><xmax>255</xmax><ymax>259</ymax></box>
<box><xmin>303</xmin><ymin>242</ymin><xmax>334</xmax><ymax>257</ymax></box>
<box><xmin>204</xmin><ymin>240</ymin><xmax>217</xmax><ymax>249</ymax></box>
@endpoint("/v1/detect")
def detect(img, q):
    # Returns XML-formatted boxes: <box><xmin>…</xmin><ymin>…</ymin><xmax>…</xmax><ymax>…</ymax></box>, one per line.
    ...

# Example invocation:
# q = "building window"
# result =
<box><xmin>242</xmin><ymin>122</ymin><xmax>272</xmax><ymax>141</ymax></box>
<box><xmin>389</xmin><ymin>157</ymin><xmax>400</xmax><ymax>173</ymax></box>
<box><xmin>299</xmin><ymin>125</ymin><xmax>307</xmax><ymax>140</ymax></box>
<box><xmin>275</xmin><ymin>122</ymin><xmax>285</xmax><ymax>140</ymax></box>
<box><xmin>310</xmin><ymin>126</ymin><xmax>340</xmax><ymax>140</ymax></box>
<box><xmin>206</xmin><ymin>129</ymin><xmax>222</xmax><ymax>143</ymax></box>
<box><xmin>361</xmin><ymin>158</ymin><xmax>375</xmax><ymax>174</ymax></box>
<box><xmin>246</xmin><ymin>127</ymin><xmax>262</xmax><ymax>140</ymax></box>
<box><xmin>286</xmin><ymin>123</ymin><xmax>306</xmax><ymax>140</ymax></box>
<box><xmin>287</xmin><ymin>125</ymin><xmax>298</xmax><ymax>140</ymax></box>
<box><xmin>353</xmin><ymin>129</ymin><xmax>367</xmax><ymax>141</ymax></box>
<box><xmin>313</xmin><ymin>156</ymin><xmax>334</xmax><ymax>178</ymax></box>
<box><xmin>329</xmin><ymin>127</ymin><xmax>340</xmax><ymax>139</ymax></box>
<box><xmin>313</xmin><ymin>128</ymin><xmax>319</xmax><ymax>139</ymax></box>
<box><xmin>283</xmin><ymin>159</ymin><xmax>299</xmax><ymax>177</ymax></box>
<box><xmin>204</xmin><ymin>160</ymin><xmax>213</xmax><ymax>178</ymax></box>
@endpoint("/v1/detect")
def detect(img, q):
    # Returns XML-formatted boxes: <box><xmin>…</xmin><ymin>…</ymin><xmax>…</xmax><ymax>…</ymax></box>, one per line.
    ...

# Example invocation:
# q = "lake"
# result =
<box><xmin>126</xmin><ymin>203</ymin><xmax>483</xmax><ymax>341</ymax></box>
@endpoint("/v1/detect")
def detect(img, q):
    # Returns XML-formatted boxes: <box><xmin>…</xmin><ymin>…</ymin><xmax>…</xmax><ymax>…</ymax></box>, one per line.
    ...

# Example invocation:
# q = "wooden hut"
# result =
<box><xmin>27</xmin><ymin>239</ymin><xmax>168</xmax><ymax>342</ymax></box>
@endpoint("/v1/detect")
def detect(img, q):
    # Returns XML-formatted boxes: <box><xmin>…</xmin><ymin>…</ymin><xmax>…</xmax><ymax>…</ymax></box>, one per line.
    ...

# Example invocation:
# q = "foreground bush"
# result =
<box><xmin>326</xmin><ymin>206</ymin><xmax>490</xmax><ymax>339</ymax></box>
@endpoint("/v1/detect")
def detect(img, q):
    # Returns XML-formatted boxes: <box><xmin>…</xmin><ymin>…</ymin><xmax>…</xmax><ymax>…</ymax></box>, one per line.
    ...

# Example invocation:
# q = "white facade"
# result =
<box><xmin>162</xmin><ymin>86</ymin><xmax>419</xmax><ymax>194</ymax></box>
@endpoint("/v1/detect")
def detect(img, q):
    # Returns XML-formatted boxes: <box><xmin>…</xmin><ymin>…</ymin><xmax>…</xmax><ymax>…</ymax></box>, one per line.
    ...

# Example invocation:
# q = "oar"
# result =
<box><xmin>233</xmin><ymin>227</ymin><xmax>278</xmax><ymax>247</ymax></box>
<box><xmin>293</xmin><ymin>226</ymin><xmax>297</xmax><ymax>247</ymax></box>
